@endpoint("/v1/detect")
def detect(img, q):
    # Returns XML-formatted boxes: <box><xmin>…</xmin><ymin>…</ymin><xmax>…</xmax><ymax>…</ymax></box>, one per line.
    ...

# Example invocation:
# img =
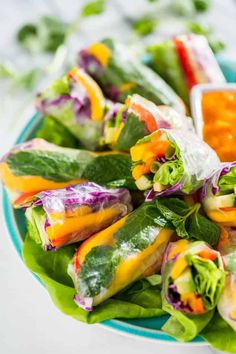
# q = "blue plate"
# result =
<box><xmin>2</xmin><ymin>113</ymin><xmax>207</xmax><ymax>345</ymax></box>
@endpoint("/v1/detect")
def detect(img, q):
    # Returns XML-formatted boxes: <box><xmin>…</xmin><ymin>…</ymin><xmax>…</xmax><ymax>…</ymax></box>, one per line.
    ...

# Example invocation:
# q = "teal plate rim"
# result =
<box><xmin>2</xmin><ymin>112</ymin><xmax>206</xmax><ymax>345</ymax></box>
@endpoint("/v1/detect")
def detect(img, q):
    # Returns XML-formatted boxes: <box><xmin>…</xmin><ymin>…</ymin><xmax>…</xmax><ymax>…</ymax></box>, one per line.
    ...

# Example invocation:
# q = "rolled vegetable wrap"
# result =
<box><xmin>130</xmin><ymin>129</ymin><xmax>219</xmax><ymax>195</ymax></box>
<box><xmin>218</xmin><ymin>273</ymin><xmax>236</xmax><ymax>332</ymax></box>
<box><xmin>0</xmin><ymin>138</ymin><xmax>89</xmax><ymax>206</ymax></box>
<box><xmin>101</xmin><ymin>94</ymin><xmax>192</xmax><ymax>151</ymax></box>
<box><xmin>147</xmin><ymin>34</ymin><xmax>225</xmax><ymax>104</ymax></box>
<box><xmin>68</xmin><ymin>202</ymin><xmax>174</xmax><ymax>311</ymax></box>
<box><xmin>216</xmin><ymin>226</ymin><xmax>236</xmax><ymax>272</ymax></box>
<box><xmin>202</xmin><ymin>162</ymin><xmax>236</xmax><ymax>226</ymax></box>
<box><xmin>162</xmin><ymin>240</ymin><xmax>225</xmax><ymax>315</ymax></box>
<box><xmin>25</xmin><ymin>182</ymin><xmax>132</xmax><ymax>250</ymax></box>
<box><xmin>77</xmin><ymin>38</ymin><xmax>185</xmax><ymax>113</ymax></box>
<box><xmin>0</xmin><ymin>138</ymin><xmax>136</xmax><ymax>207</ymax></box>
<box><xmin>36</xmin><ymin>67</ymin><xmax>105</xmax><ymax>150</ymax></box>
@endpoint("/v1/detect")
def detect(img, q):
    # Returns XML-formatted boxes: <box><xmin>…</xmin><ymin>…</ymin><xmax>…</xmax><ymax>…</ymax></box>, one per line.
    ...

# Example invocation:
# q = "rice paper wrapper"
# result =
<box><xmin>26</xmin><ymin>182</ymin><xmax>132</xmax><ymax>250</ymax></box>
<box><xmin>166</xmin><ymin>129</ymin><xmax>220</xmax><ymax>194</ymax></box>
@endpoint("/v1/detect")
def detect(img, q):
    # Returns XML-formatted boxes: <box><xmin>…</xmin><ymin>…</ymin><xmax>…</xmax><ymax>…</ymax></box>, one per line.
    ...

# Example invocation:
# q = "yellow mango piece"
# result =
<box><xmin>170</xmin><ymin>256</ymin><xmax>188</xmax><ymax>280</ymax></box>
<box><xmin>49</xmin><ymin>206</ymin><xmax>92</xmax><ymax>223</ymax></box>
<box><xmin>0</xmin><ymin>162</ymin><xmax>84</xmax><ymax>194</ymax></box>
<box><xmin>207</xmin><ymin>210</ymin><xmax>236</xmax><ymax>226</ymax></box>
<box><xmin>132</xmin><ymin>165</ymin><xmax>144</xmax><ymax>180</ymax></box>
<box><xmin>168</xmin><ymin>239</ymin><xmax>188</xmax><ymax>260</ymax></box>
<box><xmin>69</xmin><ymin>67</ymin><xmax>105</xmax><ymax>121</ymax></box>
<box><xmin>93</xmin><ymin>228</ymin><xmax>173</xmax><ymax>305</ymax></box>
<box><xmin>112</xmin><ymin>122</ymin><xmax>125</xmax><ymax>144</ymax></box>
<box><xmin>130</xmin><ymin>143</ymin><xmax>150</xmax><ymax>162</ymax></box>
<box><xmin>78</xmin><ymin>215</ymin><xmax>128</xmax><ymax>264</ymax></box>
<box><xmin>46</xmin><ymin>204</ymin><xmax>126</xmax><ymax>241</ymax></box>
<box><xmin>119</xmin><ymin>82</ymin><xmax>136</xmax><ymax>92</ymax></box>
<box><xmin>143</xmin><ymin>150</ymin><xmax>156</xmax><ymax>162</ymax></box>
<box><xmin>88</xmin><ymin>42</ymin><xmax>112</xmax><ymax>66</ymax></box>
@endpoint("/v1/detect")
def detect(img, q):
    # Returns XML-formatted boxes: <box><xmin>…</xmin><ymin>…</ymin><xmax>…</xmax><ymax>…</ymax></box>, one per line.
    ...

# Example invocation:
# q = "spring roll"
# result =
<box><xmin>0</xmin><ymin>138</ymin><xmax>136</xmax><ymax>207</ymax></box>
<box><xmin>36</xmin><ymin>67</ymin><xmax>105</xmax><ymax>150</ymax></box>
<box><xmin>218</xmin><ymin>273</ymin><xmax>236</xmax><ymax>332</ymax></box>
<box><xmin>101</xmin><ymin>94</ymin><xmax>192</xmax><ymax>151</ymax></box>
<box><xmin>162</xmin><ymin>240</ymin><xmax>225</xmax><ymax>315</ymax></box>
<box><xmin>25</xmin><ymin>182</ymin><xmax>132</xmax><ymax>250</ymax></box>
<box><xmin>130</xmin><ymin>129</ymin><xmax>219</xmax><ymax>195</ymax></box>
<box><xmin>77</xmin><ymin>38</ymin><xmax>185</xmax><ymax>113</ymax></box>
<box><xmin>68</xmin><ymin>202</ymin><xmax>174</xmax><ymax>311</ymax></box>
<box><xmin>147</xmin><ymin>34</ymin><xmax>225</xmax><ymax>104</ymax></box>
<box><xmin>202</xmin><ymin>162</ymin><xmax>236</xmax><ymax>226</ymax></box>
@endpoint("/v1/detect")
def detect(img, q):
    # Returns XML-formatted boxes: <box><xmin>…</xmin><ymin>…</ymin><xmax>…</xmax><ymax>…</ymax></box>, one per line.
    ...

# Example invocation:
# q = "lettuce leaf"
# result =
<box><xmin>22</xmin><ymin>234</ymin><xmax>165</xmax><ymax>323</ymax></box>
<box><xmin>36</xmin><ymin>116</ymin><xmax>80</xmax><ymax>148</ymax></box>
<box><xmin>162</xmin><ymin>298</ymin><xmax>214</xmax><ymax>341</ymax></box>
<box><xmin>219</xmin><ymin>166</ymin><xmax>236</xmax><ymax>194</ymax></box>
<box><xmin>201</xmin><ymin>313</ymin><xmax>236</xmax><ymax>353</ymax></box>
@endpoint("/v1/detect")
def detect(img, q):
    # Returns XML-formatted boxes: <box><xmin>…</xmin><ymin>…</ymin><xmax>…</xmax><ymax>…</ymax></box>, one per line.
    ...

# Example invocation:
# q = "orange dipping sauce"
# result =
<box><xmin>202</xmin><ymin>91</ymin><xmax>236</xmax><ymax>162</ymax></box>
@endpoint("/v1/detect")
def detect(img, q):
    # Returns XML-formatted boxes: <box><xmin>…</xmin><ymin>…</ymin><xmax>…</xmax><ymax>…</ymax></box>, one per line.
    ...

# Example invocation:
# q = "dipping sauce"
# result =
<box><xmin>202</xmin><ymin>91</ymin><xmax>236</xmax><ymax>161</ymax></box>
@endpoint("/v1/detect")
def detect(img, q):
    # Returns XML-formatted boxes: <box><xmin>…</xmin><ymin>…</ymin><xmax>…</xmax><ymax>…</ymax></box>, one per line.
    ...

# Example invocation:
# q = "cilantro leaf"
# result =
<box><xmin>81</xmin><ymin>0</ymin><xmax>105</xmax><ymax>17</ymax></box>
<box><xmin>132</xmin><ymin>16</ymin><xmax>158</xmax><ymax>37</ymax></box>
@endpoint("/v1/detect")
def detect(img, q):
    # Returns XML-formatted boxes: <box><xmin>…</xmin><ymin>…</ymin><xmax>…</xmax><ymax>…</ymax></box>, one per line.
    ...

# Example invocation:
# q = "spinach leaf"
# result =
<box><xmin>114</xmin><ymin>202</ymin><xmax>174</xmax><ymax>251</ymax></box>
<box><xmin>81</xmin><ymin>0</ymin><xmax>105</xmax><ymax>17</ymax></box>
<box><xmin>7</xmin><ymin>150</ymin><xmax>83</xmax><ymax>182</ymax></box>
<box><xmin>82</xmin><ymin>154</ymin><xmax>137</xmax><ymax>190</ymax></box>
<box><xmin>115</xmin><ymin>113</ymin><xmax>147</xmax><ymax>151</ymax></box>
<box><xmin>156</xmin><ymin>198</ymin><xmax>220</xmax><ymax>245</ymax></box>
<box><xmin>36</xmin><ymin>116</ymin><xmax>80</xmax><ymax>148</ymax></box>
<box><xmin>132</xmin><ymin>16</ymin><xmax>158</xmax><ymax>37</ymax></box>
<box><xmin>78</xmin><ymin>245</ymin><xmax>118</xmax><ymax>297</ymax></box>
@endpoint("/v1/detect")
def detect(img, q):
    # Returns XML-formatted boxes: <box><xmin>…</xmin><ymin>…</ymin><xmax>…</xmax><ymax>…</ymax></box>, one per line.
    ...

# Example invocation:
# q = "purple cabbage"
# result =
<box><xmin>36</xmin><ymin>73</ymin><xmax>92</xmax><ymax>123</ymax></box>
<box><xmin>200</xmin><ymin>161</ymin><xmax>236</xmax><ymax>199</ymax></box>
<box><xmin>78</xmin><ymin>49</ymin><xmax>103</xmax><ymax>76</ymax></box>
<box><xmin>74</xmin><ymin>293</ymin><xmax>93</xmax><ymax>312</ymax></box>
<box><xmin>33</xmin><ymin>182</ymin><xmax>132</xmax><ymax>215</ymax></box>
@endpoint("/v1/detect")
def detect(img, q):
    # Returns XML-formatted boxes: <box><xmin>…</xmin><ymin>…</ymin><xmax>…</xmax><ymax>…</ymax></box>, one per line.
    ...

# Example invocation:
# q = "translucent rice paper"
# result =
<box><xmin>26</xmin><ymin>182</ymin><xmax>132</xmax><ymax>250</ymax></box>
<box><xmin>162</xmin><ymin>240</ymin><xmax>225</xmax><ymax>314</ymax></box>
<box><xmin>201</xmin><ymin>161</ymin><xmax>236</xmax><ymax>198</ymax></box>
<box><xmin>166</xmin><ymin>129</ymin><xmax>220</xmax><ymax>191</ymax></box>
<box><xmin>68</xmin><ymin>202</ymin><xmax>174</xmax><ymax>311</ymax></box>
<box><xmin>218</xmin><ymin>273</ymin><xmax>236</xmax><ymax>332</ymax></box>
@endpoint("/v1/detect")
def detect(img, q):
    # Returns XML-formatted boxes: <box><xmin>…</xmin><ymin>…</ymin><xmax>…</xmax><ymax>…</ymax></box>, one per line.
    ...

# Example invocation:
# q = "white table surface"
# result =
<box><xmin>1</xmin><ymin>1</ymin><xmax>236</xmax><ymax>353</ymax></box>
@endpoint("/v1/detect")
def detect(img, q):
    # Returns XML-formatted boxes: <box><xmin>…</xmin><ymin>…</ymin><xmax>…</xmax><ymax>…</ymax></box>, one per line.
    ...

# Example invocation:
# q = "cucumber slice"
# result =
<box><xmin>135</xmin><ymin>175</ymin><xmax>153</xmax><ymax>190</ymax></box>
<box><xmin>153</xmin><ymin>182</ymin><xmax>165</xmax><ymax>192</ymax></box>
<box><xmin>203</xmin><ymin>194</ymin><xmax>235</xmax><ymax>210</ymax></box>
<box><xmin>104</xmin><ymin>127</ymin><xmax>116</xmax><ymax>144</ymax></box>
<box><xmin>175</xmin><ymin>268</ymin><xmax>195</xmax><ymax>294</ymax></box>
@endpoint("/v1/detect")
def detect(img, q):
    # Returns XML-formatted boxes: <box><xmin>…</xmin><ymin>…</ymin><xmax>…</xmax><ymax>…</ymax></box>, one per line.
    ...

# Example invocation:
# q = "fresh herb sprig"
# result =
<box><xmin>156</xmin><ymin>197</ymin><xmax>220</xmax><ymax>245</ymax></box>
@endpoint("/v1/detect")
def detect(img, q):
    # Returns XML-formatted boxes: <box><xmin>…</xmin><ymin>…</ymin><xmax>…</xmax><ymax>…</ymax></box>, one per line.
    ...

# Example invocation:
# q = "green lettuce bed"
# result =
<box><xmin>22</xmin><ymin>234</ymin><xmax>236</xmax><ymax>352</ymax></box>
